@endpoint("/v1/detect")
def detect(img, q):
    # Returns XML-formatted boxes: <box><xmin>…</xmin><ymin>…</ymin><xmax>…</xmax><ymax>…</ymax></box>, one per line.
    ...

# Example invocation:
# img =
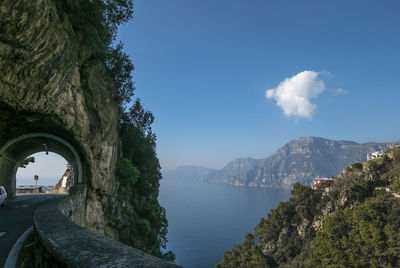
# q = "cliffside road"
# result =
<box><xmin>0</xmin><ymin>195</ymin><xmax>62</xmax><ymax>267</ymax></box>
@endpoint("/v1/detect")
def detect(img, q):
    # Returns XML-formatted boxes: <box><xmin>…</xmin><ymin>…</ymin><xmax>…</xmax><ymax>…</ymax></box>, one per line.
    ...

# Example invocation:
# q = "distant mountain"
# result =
<box><xmin>162</xmin><ymin>165</ymin><xmax>216</xmax><ymax>182</ymax></box>
<box><xmin>201</xmin><ymin>137</ymin><xmax>389</xmax><ymax>187</ymax></box>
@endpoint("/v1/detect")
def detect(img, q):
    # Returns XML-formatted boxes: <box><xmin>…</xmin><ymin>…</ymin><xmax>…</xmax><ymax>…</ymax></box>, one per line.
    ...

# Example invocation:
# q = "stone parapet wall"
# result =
<box><xmin>58</xmin><ymin>184</ymin><xmax>87</xmax><ymax>227</ymax></box>
<box><xmin>33</xmin><ymin>195</ymin><xmax>180</xmax><ymax>268</ymax></box>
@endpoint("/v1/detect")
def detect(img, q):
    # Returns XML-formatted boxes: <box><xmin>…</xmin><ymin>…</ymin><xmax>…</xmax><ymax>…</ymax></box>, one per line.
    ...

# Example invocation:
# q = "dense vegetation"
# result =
<box><xmin>217</xmin><ymin>147</ymin><xmax>400</xmax><ymax>267</ymax></box>
<box><xmin>115</xmin><ymin>104</ymin><xmax>174</xmax><ymax>261</ymax></box>
<box><xmin>59</xmin><ymin>0</ymin><xmax>174</xmax><ymax>261</ymax></box>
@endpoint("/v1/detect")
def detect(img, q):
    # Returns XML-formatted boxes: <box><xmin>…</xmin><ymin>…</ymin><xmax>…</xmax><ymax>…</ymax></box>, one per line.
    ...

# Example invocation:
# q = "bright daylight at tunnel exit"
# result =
<box><xmin>1</xmin><ymin>0</ymin><xmax>400</xmax><ymax>267</ymax></box>
<box><xmin>16</xmin><ymin>152</ymin><xmax>70</xmax><ymax>195</ymax></box>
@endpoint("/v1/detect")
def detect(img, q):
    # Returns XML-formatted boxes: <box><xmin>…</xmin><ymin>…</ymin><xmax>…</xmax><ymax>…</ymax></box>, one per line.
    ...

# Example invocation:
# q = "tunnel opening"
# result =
<box><xmin>0</xmin><ymin>133</ymin><xmax>84</xmax><ymax>198</ymax></box>
<box><xmin>16</xmin><ymin>152</ymin><xmax>71</xmax><ymax>195</ymax></box>
<box><xmin>0</xmin><ymin>102</ymin><xmax>89</xmax><ymax>199</ymax></box>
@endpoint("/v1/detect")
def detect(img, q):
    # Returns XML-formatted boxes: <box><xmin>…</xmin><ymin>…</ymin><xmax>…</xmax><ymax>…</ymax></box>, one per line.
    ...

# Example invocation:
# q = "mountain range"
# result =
<box><xmin>162</xmin><ymin>165</ymin><xmax>216</xmax><ymax>182</ymax></box>
<box><xmin>163</xmin><ymin>137</ymin><xmax>389</xmax><ymax>187</ymax></box>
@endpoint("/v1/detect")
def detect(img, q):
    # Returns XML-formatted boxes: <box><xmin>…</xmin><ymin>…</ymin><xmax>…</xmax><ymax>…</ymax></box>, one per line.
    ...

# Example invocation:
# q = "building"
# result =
<box><xmin>391</xmin><ymin>193</ymin><xmax>400</xmax><ymax>199</ymax></box>
<box><xmin>367</xmin><ymin>151</ymin><xmax>384</xmax><ymax>161</ymax></box>
<box><xmin>312</xmin><ymin>177</ymin><xmax>333</xmax><ymax>190</ymax></box>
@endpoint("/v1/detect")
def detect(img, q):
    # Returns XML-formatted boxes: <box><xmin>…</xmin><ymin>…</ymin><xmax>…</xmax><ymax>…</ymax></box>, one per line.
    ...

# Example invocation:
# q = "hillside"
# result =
<box><xmin>202</xmin><ymin>137</ymin><xmax>388</xmax><ymax>187</ymax></box>
<box><xmin>217</xmin><ymin>146</ymin><xmax>400</xmax><ymax>267</ymax></box>
<box><xmin>162</xmin><ymin>166</ymin><xmax>216</xmax><ymax>182</ymax></box>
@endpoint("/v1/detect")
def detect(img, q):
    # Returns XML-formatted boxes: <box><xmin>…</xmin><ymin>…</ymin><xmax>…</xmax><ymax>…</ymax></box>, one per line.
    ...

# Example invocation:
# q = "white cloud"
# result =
<box><xmin>266</xmin><ymin>71</ymin><xmax>325</xmax><ymax>119</ymax></box>
<box><xmin>332</xmin><ymin>87</ymin><xmax>347</xmax><ymax>96</ymax></box>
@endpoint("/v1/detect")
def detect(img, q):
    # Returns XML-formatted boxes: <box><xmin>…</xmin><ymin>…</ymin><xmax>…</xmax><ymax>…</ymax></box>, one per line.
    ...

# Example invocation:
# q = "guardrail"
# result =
<box><xmin>33</xmin><ymin>186</ymin><xmax>180</xmax><ymax>267</ymax></box>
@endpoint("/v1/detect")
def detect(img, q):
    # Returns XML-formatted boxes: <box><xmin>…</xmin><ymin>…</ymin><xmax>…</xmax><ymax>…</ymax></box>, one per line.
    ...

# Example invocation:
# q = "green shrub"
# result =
<box><xmin>116</xmin><ymin>158</ymin><xmax>139</xmax><ymax>185</ymax></box>
<box><xmin>393</xmin><ymin>148</ymin><xmax>400</xmax><ymax>167</ymax></box>
<box><xmin>351</xmin><ymin>162</ymin><xmax>363</xmax><ymax>171</ymax></box>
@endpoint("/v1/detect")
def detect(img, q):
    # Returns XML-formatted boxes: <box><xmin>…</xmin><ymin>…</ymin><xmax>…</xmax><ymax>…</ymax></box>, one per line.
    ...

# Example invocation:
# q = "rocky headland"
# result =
<box><xmin>201</xmin><ymin>137</ymin><xmax>388</xmax><ymax>187</ymax></box>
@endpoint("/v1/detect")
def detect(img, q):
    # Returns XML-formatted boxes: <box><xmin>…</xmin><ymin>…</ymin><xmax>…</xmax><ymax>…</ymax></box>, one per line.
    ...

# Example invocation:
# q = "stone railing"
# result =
<box><xmin>33</xmin><ymin>186</ymin><xmax>180</xmax><ymax>268</ymax></box>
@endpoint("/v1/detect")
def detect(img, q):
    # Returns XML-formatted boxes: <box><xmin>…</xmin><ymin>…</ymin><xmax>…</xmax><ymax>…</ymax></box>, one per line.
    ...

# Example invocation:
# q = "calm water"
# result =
<box><xmin>158</xmin><ymin>180</ymin><xmax>291</xmax><ymax>268</ymax></box>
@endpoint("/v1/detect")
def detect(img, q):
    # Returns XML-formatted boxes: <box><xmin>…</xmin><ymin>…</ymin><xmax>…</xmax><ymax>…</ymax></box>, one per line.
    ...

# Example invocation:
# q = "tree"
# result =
<box><xmin>308</xmin><ymin>193</ymin><xmax>400</xmax><ymax>267</ymax></box>
<box><xmin>18</xmin><ymin>157</ymin><xmax>35</xmax><ymax>168</ymax></box>
<box><xmin>217</xmin><ymin>233</ymin><xmax>269</xmax><ymax>268</ymax></box>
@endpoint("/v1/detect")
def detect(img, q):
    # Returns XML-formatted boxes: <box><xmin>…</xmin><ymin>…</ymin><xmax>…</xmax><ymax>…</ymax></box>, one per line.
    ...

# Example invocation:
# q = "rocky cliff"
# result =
<box><xmin>217</xmin><ymin>146</ymin><xmax>400</xmax><ymax>267</ymax></box>
<box><xmin>162</xmin><ymin>165</ymin><xmax>216</xmax><ymax>182</ymax></box>
<box><xmin>201</xmin><ymin>158</ymin><xmax>259</xmax><ymax>186</ymax></box>
<box><xmin>0</xmin><ymin>0</ymin><xmax>121</xmax><ymax>239</ymax></box>
<box><xmin>202</xmin><ymin>137</ymin><xmax>388</xmax><ymax>187</ymax></box>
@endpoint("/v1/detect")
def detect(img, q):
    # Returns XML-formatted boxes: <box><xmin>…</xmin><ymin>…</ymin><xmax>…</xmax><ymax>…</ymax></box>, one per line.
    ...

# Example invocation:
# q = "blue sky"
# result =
<box><xmin>117</xmin><ymin>0</ymin><xmax>400</xmax><ymax>170</ymax></box>
<box><xmin>17</xmin><ymin>152</ymin><xmax>67</xmax><ymax>186</ymax></box>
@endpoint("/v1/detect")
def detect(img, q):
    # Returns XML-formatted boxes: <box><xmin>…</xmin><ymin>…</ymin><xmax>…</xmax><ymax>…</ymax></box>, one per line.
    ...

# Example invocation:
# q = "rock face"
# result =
<box><xmin>202</xmin><ymin>137</ymin><xmax>388</xmax><ymax>187</ymax></box>
<box><xmin>202</xmin><ymin>158</ymin><xmax>259</xmax><ymax>186</ymax></box>
<box><xmin>54</xmin><ymin>165</ymin><xmax>73</xmax><ymax>194</ymax></box>
<box><xmin>162</xmin><ymin>165</ymin><xmax>216</xmax><ymax>182</ymax></box>
<box><xmin>0</xmin><ymin>1</ymin><xmax>120</xmax><ymax>238</ymax></box>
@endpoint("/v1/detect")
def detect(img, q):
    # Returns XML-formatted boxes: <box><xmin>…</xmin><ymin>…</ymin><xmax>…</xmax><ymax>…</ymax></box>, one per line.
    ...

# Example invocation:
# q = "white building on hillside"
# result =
<box><xmin>312</xmin><ymin>177</ymin><xmax>333</xmax><ymax>190</ymax></box>
<box><xmin>367</xmin><ymin>151</ymin><xmax>384</xmax><ymax>161</ymax></box>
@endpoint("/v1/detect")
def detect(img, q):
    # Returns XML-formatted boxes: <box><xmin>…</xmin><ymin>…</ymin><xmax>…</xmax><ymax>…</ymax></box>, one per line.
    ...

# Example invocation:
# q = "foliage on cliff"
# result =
<box><xmin>60</xmin><ymin>0</ymin><xmax>173</xmax><ymax>262</ymax></box>
<box><xmin>115</xmin><ymin>103</ymin><xmax>174</xmax><ymax>261</ymax></box>
<box><xmin>305</xmin><ymin>193</ymin><xmax>400</xmax><ymax>267</ymax></box>
<box><xmin>217</xmin><ymin>147</ymin><xmax>400</xmax><ymax>267</ymax></box>
<box><xmin>58</xmin><ymin>0</ymin><xmax>135</xmax><ymax>106</ymax></box>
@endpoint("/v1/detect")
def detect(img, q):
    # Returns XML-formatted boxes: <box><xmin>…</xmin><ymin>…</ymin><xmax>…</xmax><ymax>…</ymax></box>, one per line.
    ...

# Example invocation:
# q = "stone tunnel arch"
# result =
<box><xmin>0</xmin><ymin>133</ymin><xmax>83</xmax><ymax>198</ymax></box>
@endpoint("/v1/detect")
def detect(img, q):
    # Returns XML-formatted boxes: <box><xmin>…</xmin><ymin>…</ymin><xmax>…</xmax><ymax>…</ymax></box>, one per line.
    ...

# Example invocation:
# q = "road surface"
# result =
<box><xmin>0</xmin><ymin>194</ymin><xmax>62</xmax><ymax>267</ymax></box>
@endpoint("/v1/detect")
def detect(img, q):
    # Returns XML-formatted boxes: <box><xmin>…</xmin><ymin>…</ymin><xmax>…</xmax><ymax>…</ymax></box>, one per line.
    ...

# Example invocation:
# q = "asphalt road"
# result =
<box><xmin>0</xmin><ymin>194</ymin><xmax>62</xmax><ymax>267</ymax></box>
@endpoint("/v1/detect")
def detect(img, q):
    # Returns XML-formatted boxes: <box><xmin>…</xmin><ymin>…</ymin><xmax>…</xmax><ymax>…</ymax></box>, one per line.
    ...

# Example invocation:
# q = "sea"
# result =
<box><xmin>158</xmin><ymin>179</ymin><xmax>292</xmax><ymax>268</ymax></box>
